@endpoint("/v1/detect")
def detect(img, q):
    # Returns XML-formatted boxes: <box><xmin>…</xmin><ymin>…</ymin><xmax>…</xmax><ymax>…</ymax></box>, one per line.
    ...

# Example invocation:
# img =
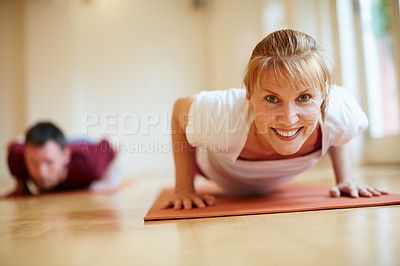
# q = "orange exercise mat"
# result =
<box><xmin>144</xmin><ymin>182</ymin><xmax>400</xmax><ymax>221</ymax></box>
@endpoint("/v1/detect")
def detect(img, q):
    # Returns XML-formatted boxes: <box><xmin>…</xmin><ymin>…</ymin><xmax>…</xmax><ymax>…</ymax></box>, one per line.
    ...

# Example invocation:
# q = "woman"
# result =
<box><xmin>162</xmin><ymin>29</ymin><xmax>387</xmax><ymax>210</ymax></box>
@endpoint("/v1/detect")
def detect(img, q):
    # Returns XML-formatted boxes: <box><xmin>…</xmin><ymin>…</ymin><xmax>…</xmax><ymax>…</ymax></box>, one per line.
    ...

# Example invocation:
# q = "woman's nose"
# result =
<box><xmin>276</xmin><ymin>103</ymin><xmax>299</xmax><ymax>125</ymax></box>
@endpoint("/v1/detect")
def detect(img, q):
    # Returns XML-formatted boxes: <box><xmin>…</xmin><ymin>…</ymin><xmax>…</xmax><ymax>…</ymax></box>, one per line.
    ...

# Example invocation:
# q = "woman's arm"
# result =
<box><xmin>328</xmin><ymin>144</ymin><xmax>387</xmax><ymax>197</ymax></box>
<box><xmin>160</xmin><ymin>96</ymin><xmax>215</xmax><ymax>209</ymax></box>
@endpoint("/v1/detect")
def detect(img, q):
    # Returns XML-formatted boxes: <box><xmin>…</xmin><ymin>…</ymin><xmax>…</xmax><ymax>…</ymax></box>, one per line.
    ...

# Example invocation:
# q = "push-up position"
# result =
<box><xmin>163</xmin><ymin>29</ymin><xmax>387</xmax><ymax>210</ymax></box>
<box><xmin>6</xmin><ymin>122</ymin><xmax>121</xmax><ymax>196</ymax></box>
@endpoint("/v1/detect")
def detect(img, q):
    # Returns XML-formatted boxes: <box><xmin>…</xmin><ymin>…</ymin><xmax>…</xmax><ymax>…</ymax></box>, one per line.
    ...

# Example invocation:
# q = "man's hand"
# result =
<box><xmin>89</xmin><ymin>158</ymin><xmax>121</xmax><ymax>193</ymax></box>
<box><xmin>160</xmin><ymin>191</ymin><xmax>215</xmax><ymax>210</ymax></box>
<box><xmin>4</xmin><ymin>179</ymin><xmax>32</xmax><ymax>198</ymax></box>
<box><xmin>89</xmin><ymin>178</ymin><xmax>120</xmax><ymax>193</ymax></box>
<box><xmin>5</xmin><ymin>187</ymin><xmax>32</xmax><ymax>198</ymax></box>
<box><xmin>330</xmin><ymin>181</ymin><xmax>388</xmax><ymax>198</ymax></box>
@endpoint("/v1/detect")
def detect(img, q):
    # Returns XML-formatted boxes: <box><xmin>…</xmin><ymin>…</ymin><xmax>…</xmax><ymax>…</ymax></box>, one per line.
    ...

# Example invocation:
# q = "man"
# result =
<box><xmin>6</xmin><ymin>122</ymin><xmax>121</xmax><ymax>196</ymax></box>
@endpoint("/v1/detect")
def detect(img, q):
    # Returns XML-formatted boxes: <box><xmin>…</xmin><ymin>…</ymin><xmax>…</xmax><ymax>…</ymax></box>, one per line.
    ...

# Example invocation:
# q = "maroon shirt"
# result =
<box><xmin>7</xmin><ymin>139</ymin><xmax>115</xmax><ymax>191</ymax></box>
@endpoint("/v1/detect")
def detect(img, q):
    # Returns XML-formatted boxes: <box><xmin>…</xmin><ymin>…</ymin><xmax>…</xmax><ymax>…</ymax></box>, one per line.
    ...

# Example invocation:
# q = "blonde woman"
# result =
<box><xmin>162</xmin><ymin>29</ymin><xmax>387</xmax><ymax>210</ymax></box>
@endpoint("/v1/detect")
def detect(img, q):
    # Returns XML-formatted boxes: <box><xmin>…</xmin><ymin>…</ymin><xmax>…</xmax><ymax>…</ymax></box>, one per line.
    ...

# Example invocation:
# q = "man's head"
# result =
<box><xmin>24</xmin><ymin>122</ymin><xmax>71</xmax><ymax>190</ymax></box>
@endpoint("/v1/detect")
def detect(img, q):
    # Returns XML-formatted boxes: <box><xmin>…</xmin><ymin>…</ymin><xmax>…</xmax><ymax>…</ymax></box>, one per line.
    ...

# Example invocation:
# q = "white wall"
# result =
<box><xmin>203</xmin><ymin>0</ymin><xmax>264</xmax><ymax>91</ymax></box>
<box><xmin>24</xmin><ymin>0</ymin><xmax>75</xmax><ymax>133</ymax></box>
<box><xmin>0</xmin><ymin>0</ymin><xmax>26</xmax><ymax>180</ymax></box>
<box><xmin>262</xmin><ymin>0</ymin><xmax>341</xmax><ymax>82</ymax></box>
<box><xmin>20</xmin><ymin>0</ymin><xmax>210</xmax><ymax>178</ymax></box>
<box><xmin>0</xmin><ymin>0</ymin><xmax>341</xmax><ymax>179</ymax></box>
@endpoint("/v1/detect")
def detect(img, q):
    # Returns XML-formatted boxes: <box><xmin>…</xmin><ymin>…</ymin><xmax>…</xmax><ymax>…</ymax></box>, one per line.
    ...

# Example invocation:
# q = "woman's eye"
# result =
<box><xmin>265</xmin><ymin>95</ymin><xmax>278</xmax><ymax>103</ymax></box>
<box><xmin>298</xmin><ymin>94</ymin><xmax>311</xmax><ymax>102</ymax></box>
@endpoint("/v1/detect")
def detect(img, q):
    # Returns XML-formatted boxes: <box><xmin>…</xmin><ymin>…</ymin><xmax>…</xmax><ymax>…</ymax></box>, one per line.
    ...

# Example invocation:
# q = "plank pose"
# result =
<box><xmin>163</xmin><ymin>29</ymin><xmax>387</xmax><ymax>209</ymax></box>
<box><xmin>6</xmin><ymin>122</ymin><xmax>121</xmax><ymax>196</ymax></box>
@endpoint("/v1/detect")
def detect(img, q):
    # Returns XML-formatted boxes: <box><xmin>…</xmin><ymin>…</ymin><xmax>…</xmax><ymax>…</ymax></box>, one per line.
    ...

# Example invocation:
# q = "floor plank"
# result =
<box><xmin>0</xmin><ymin>165</ymin><xmax>399</xmax><ymax>266</ymax></box>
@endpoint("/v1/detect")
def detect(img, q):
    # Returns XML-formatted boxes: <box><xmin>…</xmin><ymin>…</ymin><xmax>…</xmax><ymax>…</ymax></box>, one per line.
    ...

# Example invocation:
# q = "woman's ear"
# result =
<box><xmin>246</xmin><ymin>91</ymin><xmax>254</xmax><ymax>111</ymax></box>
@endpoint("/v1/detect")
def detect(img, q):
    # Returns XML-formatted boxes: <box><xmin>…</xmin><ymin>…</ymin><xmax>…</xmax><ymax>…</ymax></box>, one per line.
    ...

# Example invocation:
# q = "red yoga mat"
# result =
<box><xmin>144</xmin><ymin>182</ymin><xmax>400</xmax><ymax>221</ymax></box>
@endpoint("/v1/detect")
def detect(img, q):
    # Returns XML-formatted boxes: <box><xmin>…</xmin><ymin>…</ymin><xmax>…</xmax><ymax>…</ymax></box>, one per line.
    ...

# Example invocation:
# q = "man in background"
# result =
<box><xmin>6</xmin><ymin>121</ymin><xmax>121</xmax><ymax>197</ymax></box>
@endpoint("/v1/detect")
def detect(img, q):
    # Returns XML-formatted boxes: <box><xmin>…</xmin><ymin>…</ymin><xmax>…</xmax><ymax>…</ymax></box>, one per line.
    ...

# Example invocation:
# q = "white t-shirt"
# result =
<box><xmin>186</xmin><ymin>85</ymin><xmax>369</xmax><ymax>195</ymax></box>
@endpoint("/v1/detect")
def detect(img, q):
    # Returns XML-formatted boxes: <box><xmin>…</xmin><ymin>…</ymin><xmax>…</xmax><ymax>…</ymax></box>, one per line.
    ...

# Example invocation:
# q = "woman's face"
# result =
<box><xmin>247</xmin><ymin>70</ymin><xmax>324</xmax><ymax>156</ymax></box>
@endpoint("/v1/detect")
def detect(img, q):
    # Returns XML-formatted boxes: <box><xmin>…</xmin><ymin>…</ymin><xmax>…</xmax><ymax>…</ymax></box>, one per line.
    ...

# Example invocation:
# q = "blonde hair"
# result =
<box><xmin>244</xmin><ymin>29</ymin><xmax>332</xmax><ymax>120</ymax></box>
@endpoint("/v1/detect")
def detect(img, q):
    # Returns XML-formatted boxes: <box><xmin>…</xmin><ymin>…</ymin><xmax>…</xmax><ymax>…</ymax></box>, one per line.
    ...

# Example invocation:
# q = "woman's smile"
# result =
<box><xmin>272</xmin><ymin>127</ymin><xmax>303</xmax><ymax>140</ymax></box>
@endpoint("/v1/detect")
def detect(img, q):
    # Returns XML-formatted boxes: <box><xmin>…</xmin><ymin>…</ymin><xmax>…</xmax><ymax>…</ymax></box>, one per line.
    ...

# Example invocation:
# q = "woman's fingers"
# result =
<box><xmin>349</xmin><ymin>188</ymin><xmax>359</xmax><ymax>198</ymax></box>
<box><xmin>341</xmin><ymin>183</ymin><xmax>359</xmax><ymax>198</ymax></box>
<box><xmin>160</xmin><ymin>200</ymin><xmax>173</xmax><ymax>209</ymax></box>
<box><xmin>192</xmin><ymin>197</ymin><xmax>206</xmax><ymax>208</ymax></box>
<box><xmin>358</xmin><ymin>187</ymin><xmax>372</xmax><ymax>197</ymax></box>
<box><xmin>160</xmin><ymin>194</ymin><xmax>216</xmax><ymax>209</ymax></box>
<box><xmin>174</xmin><ymin>198</ymin><xmax>183</xmax><ymax>209</ymax></box>
<box><xmin>330</xmin><ymin>182</ymin><xmax>389</xmax><ymax>198</ymax></box>
<box><xmin>375</xmin><ymin>188</ymin><xmax>389</xmax><ymax>195</ymax></box>
<box><xmin>329</xmin><ymin>185</ymin><xmax>358</xmax><ymax>197</ymax></box>
<box><xmin>203</xmin><ymin>194</ymin><xmax>216</xmax><ymax>206</ymax></box>
<box><xmin>185</xmin><ymin>195</ymin><xmax>213</xmax><ymax>209</ymax></box>
<box><xmin>183</xmin><ymin>197</ymin><xmax>194</xmax><ymax>209</ymax></box>
<box><xmin>329</xmin><ymin>186</ymin><xmax>341</xmax><ymax>197</ymax></box>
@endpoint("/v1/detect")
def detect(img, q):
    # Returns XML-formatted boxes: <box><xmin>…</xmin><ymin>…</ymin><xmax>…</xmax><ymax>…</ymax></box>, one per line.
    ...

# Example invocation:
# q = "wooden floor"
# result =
<box><xmin>0</xmin><ymin>165</ymin><xmax>399</xmax><ymax>266</ymax></box>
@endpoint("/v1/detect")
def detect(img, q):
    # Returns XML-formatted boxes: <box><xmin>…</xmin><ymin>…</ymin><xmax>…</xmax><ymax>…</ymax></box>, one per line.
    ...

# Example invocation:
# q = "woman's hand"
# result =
<box><xmin>329</xmin><ymin>181</ymin><xmax>388</xmax><ymax>198</ymax></box>
<box><xmin>160</xmin><ymin>191</ymin><xmax>215</xmax><ymax>210</ymax></box>
<box><xmin>166</xmin><ymin>95</ymin><xmax>215</xmax><ymax>210</ymax></box>
<box><xmin>328</xmin><ymin>146</ymin><xmax>388</xmax><ymax>198</ymax></box>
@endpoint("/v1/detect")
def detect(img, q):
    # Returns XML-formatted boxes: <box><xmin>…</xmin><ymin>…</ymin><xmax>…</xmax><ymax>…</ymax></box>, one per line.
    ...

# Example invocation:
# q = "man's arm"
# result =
<box><xmin>88</xmin><ymin>136</ymin><xmax>122</xmax><ymax>193</ymax></box>
<box><xmin>89</xmin><ymin>158</ymin><xmax>121</xmax><ymax>193</ymax></box>
<box><xmin>6</xmin><ymin>179</ymin><xmax>32</xmax><ymax>197</ymax></box>
<box><xmin>5</xmin><ymin>137</ymin><xmax>32</xmax><ymax>197</ymax></box>
<box><xmin>7</xmin><ymin>135</ymin><xmax>25</xmax><ymax>153</ymax></box>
